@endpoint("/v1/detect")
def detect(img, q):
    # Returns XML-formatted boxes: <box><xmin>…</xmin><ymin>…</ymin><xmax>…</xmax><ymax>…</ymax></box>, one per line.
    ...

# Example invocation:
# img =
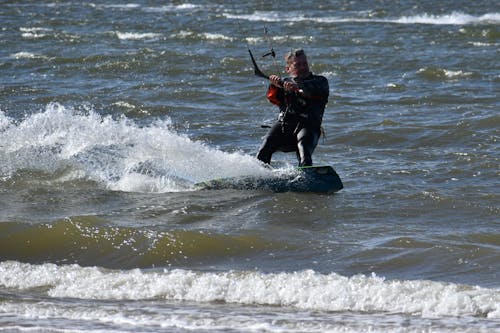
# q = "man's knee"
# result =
<box><xmin>257</xmin><ymin>149</ymin><xmax>271</xmax><ymax>164</ymax></box>
<box><xmin>297</xmin><ymin>129</ymin><xmax>319</xmax><ymax>166</ymax></box>
<box><xmin>257</xmin><ymin>136</ymin><xmax>276</xmax><ymax>164</ymax></box>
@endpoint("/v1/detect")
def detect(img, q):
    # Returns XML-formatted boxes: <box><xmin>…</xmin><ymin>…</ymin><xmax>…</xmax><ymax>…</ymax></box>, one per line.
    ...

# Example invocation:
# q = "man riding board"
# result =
<box><xmin>256</xmin><ymin>49</ymin><xmax>329</xmax><ymax>167</ymax></box>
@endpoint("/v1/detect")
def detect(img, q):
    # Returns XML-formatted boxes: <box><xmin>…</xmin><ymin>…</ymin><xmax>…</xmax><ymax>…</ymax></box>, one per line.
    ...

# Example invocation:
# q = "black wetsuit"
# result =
<box><xmin>257</xmin><ymin>73</ymin><xmax>329</xmax><ymax>166</ymax></box>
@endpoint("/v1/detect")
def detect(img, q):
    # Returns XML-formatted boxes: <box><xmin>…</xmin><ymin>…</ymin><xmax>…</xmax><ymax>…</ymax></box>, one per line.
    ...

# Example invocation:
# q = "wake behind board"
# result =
<box><xmin>195</xmin><ymin>165</ymin><xmax>343</xmax><ymax>194</ymax></box>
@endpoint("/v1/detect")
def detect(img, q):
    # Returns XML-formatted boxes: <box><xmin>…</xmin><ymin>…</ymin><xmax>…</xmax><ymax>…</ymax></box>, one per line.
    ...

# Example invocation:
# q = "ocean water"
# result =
<box><xmin>1</xmin><ymin>1</ymin><xmax>499</xmax><ymax>332</ymax></box>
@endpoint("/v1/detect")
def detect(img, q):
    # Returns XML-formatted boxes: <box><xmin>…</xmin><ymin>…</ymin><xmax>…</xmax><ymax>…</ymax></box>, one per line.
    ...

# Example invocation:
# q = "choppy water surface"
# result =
<box><xmin>1</xmin><ymin>1</ymin><xmax>499</xmax><ymax>332</ymax></box>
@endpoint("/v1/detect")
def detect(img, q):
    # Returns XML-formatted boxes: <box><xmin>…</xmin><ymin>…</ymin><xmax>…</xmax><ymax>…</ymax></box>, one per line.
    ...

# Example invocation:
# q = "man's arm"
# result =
<box><xmin>300</xmin><ymin>76</ymin><xmax>329</xmax><ymax>101</ymax></box>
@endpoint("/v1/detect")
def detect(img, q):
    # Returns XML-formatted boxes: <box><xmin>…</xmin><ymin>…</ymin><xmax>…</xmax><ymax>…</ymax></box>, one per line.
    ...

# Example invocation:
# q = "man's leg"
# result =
<box><xmin>296</xmin><ymin>128</ymin><xmax>319</xmax><ymax>167</ymax></box>
<box><xmin>257</xmin><ymin>122</ymin><xmax>284</xmax><ymax>165</ymax></box>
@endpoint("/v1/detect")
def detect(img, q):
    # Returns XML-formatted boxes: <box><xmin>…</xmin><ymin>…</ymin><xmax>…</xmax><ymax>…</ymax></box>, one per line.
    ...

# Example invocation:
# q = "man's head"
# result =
<box><xmin>285</xmin><ymin>49</ymin><xmax>310</xmax><ymax>79</ymax></box>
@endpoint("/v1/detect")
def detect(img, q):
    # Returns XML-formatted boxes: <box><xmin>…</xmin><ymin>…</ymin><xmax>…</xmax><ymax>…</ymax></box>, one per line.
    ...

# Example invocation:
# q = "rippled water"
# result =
<box><xmin>1</xmin><ymin>1</ymin><xmax>499</xmax><ymax>332</ymax></box>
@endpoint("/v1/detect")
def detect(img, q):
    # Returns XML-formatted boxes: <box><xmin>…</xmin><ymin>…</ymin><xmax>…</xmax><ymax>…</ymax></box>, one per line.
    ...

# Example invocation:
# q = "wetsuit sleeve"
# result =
<box><xmin>266</xmin><ymin>84</ymin><xmax>283</xmax><ymax>106</ymax></box>
<box><xmin>300</xmin><ymin>76</ymin><xmax>329</xmax><ymax>103</ymax></box>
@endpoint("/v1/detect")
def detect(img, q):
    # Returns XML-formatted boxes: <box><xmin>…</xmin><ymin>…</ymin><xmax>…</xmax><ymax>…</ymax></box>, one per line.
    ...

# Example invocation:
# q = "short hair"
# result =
<box><xmin>285</xmin><ymin>49</ymin><xmax>306</xmax><ymax>63</ymax></box>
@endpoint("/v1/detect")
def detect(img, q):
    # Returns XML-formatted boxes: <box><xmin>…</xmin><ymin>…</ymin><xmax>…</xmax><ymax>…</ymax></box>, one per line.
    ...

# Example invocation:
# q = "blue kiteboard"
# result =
<box><xmin>195</xmin><ymin>165</ymin><xmax>343</xmax><ymax>194</ymax></box>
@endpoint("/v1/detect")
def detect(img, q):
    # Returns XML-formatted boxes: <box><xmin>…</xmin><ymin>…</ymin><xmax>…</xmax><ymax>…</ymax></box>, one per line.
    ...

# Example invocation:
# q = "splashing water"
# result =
<box><xmin>0</xmin><ymin>103</ymin><xmax>271</xmax><ymax>192</ymax></box>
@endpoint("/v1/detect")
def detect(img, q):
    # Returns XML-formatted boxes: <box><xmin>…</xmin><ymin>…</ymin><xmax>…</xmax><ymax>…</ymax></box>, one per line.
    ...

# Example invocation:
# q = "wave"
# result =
<box><xmin>170</xmin><ymin>30</ymin><xmax>235</xmax><ymax>42</ymax></box>
<box><xmin>396</xmin><ymin>12</ymin><xmax>500</xmax><ymax>25</ymax></box>
<box><xmin>113</xmin><ymin>31</ymin><xmax>163</xmax><ymax>40</ymax></box>
<box><xmin>0</xmin><ymin>103</ymin><xmax>270</xmax><ymax>193</ymax></box>
<box><xmin>19</xmin><ymin>26</ymin><xmax>52</xmax><ymax>39</ymax></box>
<box><xmin>417</xmin><ymin>67</ymin><xmax>476</xmax><ymax>80</ymax></box>
<box><xmin>1</xmin><ymin>261</ymin><xmax>498</xmax><ymax>319</ymax></box>
<box><xmin>142</xmin><ymin>4</ymin><xmax>200</xmax><ymax>13</ymax></box>
<box><xmin>225</xmin><ymin>11</ymin><xmax>500</xmax><ymax>26</ymax></box>
<box><xmin>0</xmin><ymin>219</ymin><xmax>277</xmax><ymax>268</ymax></box>
<box><xmin>91</xmin><ymin>3</ymin><xmax>200</xmax><ymax>12</ymax></box>
<box><xmin>9</xmin><ymin>52</ymin><xmax>50</xmax><ymax>60</ymax></box>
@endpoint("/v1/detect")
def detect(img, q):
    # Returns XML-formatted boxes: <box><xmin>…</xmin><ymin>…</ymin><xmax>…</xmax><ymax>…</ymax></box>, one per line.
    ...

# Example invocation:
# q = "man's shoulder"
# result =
<box><xmin>311</xmin><ymin>73</ymin><xmax>328</xmax><ymax>81</ymax></box>
<box><xmin>308</xmin><ymin>74</ymin><xmax>329</xmax><ymax>89</ymax></box>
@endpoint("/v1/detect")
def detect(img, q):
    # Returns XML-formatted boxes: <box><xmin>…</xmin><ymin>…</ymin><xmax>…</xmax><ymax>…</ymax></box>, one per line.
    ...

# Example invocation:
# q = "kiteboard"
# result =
<box><xmin>195</xmin><ymin>165</ymin><xmax>343</xmax><ymax>194</ymax></box>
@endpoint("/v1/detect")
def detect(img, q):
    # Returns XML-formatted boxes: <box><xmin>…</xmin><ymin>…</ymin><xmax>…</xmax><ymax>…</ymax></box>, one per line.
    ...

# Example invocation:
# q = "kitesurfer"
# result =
<box><xmin>256</xmin><ymin>49</ymin><xmax>329</xmax><ymax>167</ymax></box>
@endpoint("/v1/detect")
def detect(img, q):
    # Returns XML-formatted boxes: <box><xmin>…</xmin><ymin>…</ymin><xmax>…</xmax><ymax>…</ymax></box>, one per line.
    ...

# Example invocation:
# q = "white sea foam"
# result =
<box><xmin>20</xmin><ymin>26</ymin><xmax>52</xmax><ymax>39</ymax></box>
<box><xmin>395</xmin><ymin>12</ymin><xmax>500</xmax><ymax>25</ymax></box>
<box><xmin>91</xmin><ymin>3</ymin><xmax>199</xmax><ymax>12</ymax></box>
<box><xmin>225</xmin><ymin>11</ymin><xmax>310</xmax><ymax>23</ymax></box>
<box><xmin>170</xmin><ymin>30</ymin><xmax>195</xmax><ymax>39</ymax></box>
<box><xmin>97</xmin><ymin>3</ymin><xmax>141</xmax><ymax>9</ymax></box>
<box><xmin>114</xmin><ymin>32</ymin><xmax>163</xmax><ymax>40</ymax></box>
<box><xmin>442</xmin><ymin>69</ymin><xmax>474</xmax><ymax>78</ymax></box>
<box><xmin>0</xmin><ymin>104</ymin><xmax>270</xmax><ymax>192</ymax></box>
<box><xmin>202</xmin><ymin>33</ymin><xmax>234</xmax><ymax>41</ymax></box>
<box><xmin>3</xmin><ymin>301</ymin><xmax>493</xmax><ymax>333</ymax></box>
<box><xmin>226</xmin><ymin>11</ymin><xmax>500</xmax><ymax>26</ymax></box>
<box><xmin>142</xmin><ymin>4</ymin><xmax>200</xmax><ymax>13</ymax></box>
<box><xmin>469</xmin><ymin>41</ymin><xmax>497</xmax><ymax>47</ymax></box>
<box><xmin>169</xmin><ymin>31</ymin><xmax>234</xmax><ymax>41</ymax></box>
<box><xmin>0</xmin><ymin>261</ymin><xmax>498</xmax><ymax>319</ymax></box>
<box><xmin>417</xmin><ymin>67</ymin><xmax>475</xmax><ymax>80</ymax></box>
<box><xmin>245</xmin><ymin>34</ymin><xmax>313</xmax><ymax>44</ymax></box>
<box><xmin>19</xmin><ymin>27</ymin><xmax>52</xmax><ymax>33</ymax></box>
<box><xmin>10</xmin><ymin>52</ymin><xmax>49</xmax><ymax>60</ymax></box>
<box><xmin>10</xmin><ymin>52</ymin><xmax>37</xmax><ymax>59</ymax></box>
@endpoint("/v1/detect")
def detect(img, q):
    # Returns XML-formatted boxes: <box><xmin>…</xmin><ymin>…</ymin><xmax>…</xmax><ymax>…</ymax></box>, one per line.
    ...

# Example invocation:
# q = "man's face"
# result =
<box><xmin>286</xmin><ymin>55</ymin><xmax>310</xmax><ymax>79</ymax></box>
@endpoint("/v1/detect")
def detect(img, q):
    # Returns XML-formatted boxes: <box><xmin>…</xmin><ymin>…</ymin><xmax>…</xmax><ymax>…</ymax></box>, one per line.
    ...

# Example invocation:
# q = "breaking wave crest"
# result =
<box><xmin>1</xmin><ymin>261</ymin><xmax>499</xmax><ymax>319</ymax></box>
<box><xmin>225</xmin><ymin>11</ymin><xmax>500</xmax><ymax>25</ymax></box>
